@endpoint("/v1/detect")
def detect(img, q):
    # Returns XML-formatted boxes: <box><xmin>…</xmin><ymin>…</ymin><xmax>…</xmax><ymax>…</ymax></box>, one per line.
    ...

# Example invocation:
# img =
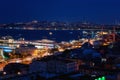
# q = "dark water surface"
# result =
<box><xmin>0</xmin><ymin>29</ymin><xmax>84</xmax><ymax>42</ymax></box>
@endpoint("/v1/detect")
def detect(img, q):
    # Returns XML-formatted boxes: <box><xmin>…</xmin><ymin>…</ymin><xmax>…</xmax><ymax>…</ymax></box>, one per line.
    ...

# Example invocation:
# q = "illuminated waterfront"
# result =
<box><xmin>0</xmin><ymin>28</ymin><xmax>119</xmax><ymax>80</ymax></box>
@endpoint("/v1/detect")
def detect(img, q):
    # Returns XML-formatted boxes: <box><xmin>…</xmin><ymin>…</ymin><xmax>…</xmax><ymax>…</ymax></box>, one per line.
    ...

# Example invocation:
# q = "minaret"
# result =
<box><xmin>0</xmin><ymin>48</ymin><xmax>4</xmax><ymax>59</ymax></box>
<box><xmin>113</xmin><ymin>26</ymin><xmax>116</xmax><ymax>42</ymax></box>
<box><xmin>101</xmin><ymin>25</ymin><xmax>104</xmax><ymax>39</ymax></box>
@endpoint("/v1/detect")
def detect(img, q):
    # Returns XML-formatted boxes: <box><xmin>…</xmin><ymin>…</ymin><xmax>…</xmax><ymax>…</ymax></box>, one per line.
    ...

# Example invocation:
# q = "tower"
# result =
<box><xmin>0</xmin><ymin>48</ymin><xmax>5</xmax><ymax>59</ymax></box>
<box><xmin>113</xmin><ymin>26</ymin><xmax>116</xmax><ymax>42</ymax></box>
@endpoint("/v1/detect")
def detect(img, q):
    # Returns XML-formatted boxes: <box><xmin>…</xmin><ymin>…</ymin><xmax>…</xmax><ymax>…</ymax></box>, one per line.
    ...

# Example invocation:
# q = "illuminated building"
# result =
<box><xmin>47</xmin><ymin>59</ymin><xmax>79</xmax><ymax>73</ymax></box>
<box><xmin>29</xmin><ymin>57</ymin><xmax>79</xmax><ymax>74</ymax></box>
<box><xmin>34</xmin><ymin>39</ymin><xmax>57</xmax><ymax>49</ymax></box>
<box><xmin>15</xmin><ymin>44</ymin><xmax>37</xmax><ymax>56</ymax></box>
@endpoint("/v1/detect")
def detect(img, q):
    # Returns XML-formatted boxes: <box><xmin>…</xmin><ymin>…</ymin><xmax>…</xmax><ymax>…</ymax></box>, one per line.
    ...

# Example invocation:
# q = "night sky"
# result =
<box><xmin>0</xmin><ymin>0</ymin><xmax>120</xmax><ymax>24</ymax></box>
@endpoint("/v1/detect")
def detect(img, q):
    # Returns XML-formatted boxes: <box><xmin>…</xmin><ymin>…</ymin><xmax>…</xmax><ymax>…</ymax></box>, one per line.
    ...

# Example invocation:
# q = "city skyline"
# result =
<box><xmin>0</xmin><ymin>0</ymin><xmax>120</xmax><ymax>24</ymax></box>
<box><xmin>0</xmin><ymin>0</ymin><xmax>120</xmax><ymax>80</ymax></box>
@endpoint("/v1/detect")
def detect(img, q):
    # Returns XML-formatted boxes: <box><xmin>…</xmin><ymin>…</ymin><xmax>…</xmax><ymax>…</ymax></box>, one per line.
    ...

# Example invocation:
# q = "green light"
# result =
<box><xmin>95</xmin><ymin>76</ymin><xmax>105</xmax><ymax>80</ymax></box>
<box><xmin>98</xmin><ymin>78</ymin><xmax>101</xmax><ymax>80</ymax></box>
<box><xmin>101</xmin><ymin>76</ymin><xmax>105</xmax><ymax>80</ymax></box>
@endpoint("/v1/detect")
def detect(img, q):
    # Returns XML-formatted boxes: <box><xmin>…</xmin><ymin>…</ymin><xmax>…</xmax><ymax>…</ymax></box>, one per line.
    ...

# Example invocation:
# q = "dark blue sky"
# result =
<box><xmin>0</xmin><ymin>0</ymin><xmax>120</xmax><ymax>24</ymax></box>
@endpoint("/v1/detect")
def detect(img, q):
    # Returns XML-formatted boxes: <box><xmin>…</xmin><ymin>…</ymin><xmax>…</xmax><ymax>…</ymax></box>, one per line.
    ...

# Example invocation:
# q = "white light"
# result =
<box><xmin>17</xmin><ymin>72</ymin><xmax>21</xmax><ymax>75</ymax></box>
<box><xmin>3</xmin><ymin>72</ymin><xmax>6</xmax><ymax>75</ymax></box>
